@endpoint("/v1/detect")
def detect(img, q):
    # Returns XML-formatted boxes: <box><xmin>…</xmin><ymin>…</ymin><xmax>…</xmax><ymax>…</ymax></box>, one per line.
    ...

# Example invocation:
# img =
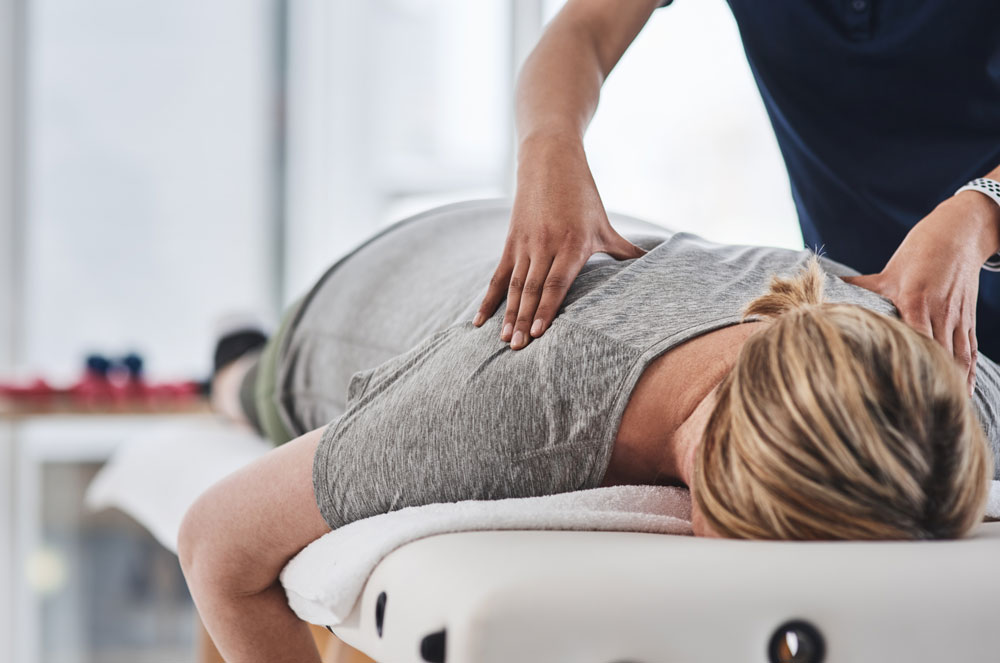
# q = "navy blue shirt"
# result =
<box><xmin>661</xmin><ymin>0</ymin><xmax>1000</xmax><ymax>359</ymax></box>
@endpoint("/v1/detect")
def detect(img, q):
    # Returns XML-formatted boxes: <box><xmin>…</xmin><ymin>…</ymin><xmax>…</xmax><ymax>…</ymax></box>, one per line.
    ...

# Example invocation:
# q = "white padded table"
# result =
<box><xmin>87</xmin><ymin>421</ymin><xmax>1000</xmax><ymax>663</ymax></box>
<box><xmin>329</xmin><ymin>524</ymin><xmax>1000</xmax><ymax>663</ymax></box>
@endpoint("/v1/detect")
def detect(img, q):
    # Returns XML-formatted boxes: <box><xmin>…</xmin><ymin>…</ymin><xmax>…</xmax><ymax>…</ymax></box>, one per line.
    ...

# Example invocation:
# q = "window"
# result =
<box><xmin>23</xmin><ymin>0</ymin><xmax>280</xmax><ymax>381</ymax></box>
<box><xmin>544</xmin><ymin>0</ymin><xmax>801</xmax><ymax>249</ymax></box>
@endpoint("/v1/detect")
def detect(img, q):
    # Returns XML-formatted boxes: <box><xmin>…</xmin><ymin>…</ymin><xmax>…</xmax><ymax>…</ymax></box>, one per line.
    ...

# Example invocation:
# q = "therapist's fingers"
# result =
<box><xmin>952</xmin><ymin>319</ymin><xmax>977</xmax><ymax>396</ymax></box>
<box><xmin>839</xmin><ymin>273</ymin><xmax>881</xmax><ymax>292</ymax></box>
<box><xmin>840</xmin><ymin>270</ymin><xmax>980</xmax><ymax>394</ymax></box>
<box><xmin>509</xmin><ymin>257</ymin><xmax>554</xmax><ymax>350</ymax></box>
<box><xmin>929</xmin><ymin>313</ymin><xmax>955</xmax><ymax>360</ymax></box>
<box><xmin>530</xmin><ymin>253</ymin><xmax>582</xmax><ymax>339</ymax></box>
<box><xmin>500</xmin><ymin>261</ymin><xmax>530</xmax><ymax>343</ymax></box>
<box><xmin>896</xmin><ymin>296</ymin><xmax>934</xmax><ymax>342</ymax></box>
<box><xmin>475</xmin><ymin>253</ymin><xmax>514</xmax><ymax>327</ymax></box>
<box><xmin>967</xmin><ymin>327</ymin><xmax>979</xmax><ymax>396</ymax></box>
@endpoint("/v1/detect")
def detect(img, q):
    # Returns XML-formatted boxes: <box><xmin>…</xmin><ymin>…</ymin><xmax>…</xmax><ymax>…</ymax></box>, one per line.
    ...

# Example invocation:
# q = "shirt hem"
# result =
<box><xmin>313</xmin><ymin>417</ymin><xmax>348</xmax><ymax>530</ymax></box>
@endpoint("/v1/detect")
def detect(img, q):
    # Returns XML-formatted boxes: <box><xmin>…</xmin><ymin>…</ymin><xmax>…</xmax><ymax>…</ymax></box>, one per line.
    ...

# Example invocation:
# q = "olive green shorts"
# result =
<box><xmin>237</xmin><ymin>297</ymin><xmax>305</xmax><ymax>445</ymax></box>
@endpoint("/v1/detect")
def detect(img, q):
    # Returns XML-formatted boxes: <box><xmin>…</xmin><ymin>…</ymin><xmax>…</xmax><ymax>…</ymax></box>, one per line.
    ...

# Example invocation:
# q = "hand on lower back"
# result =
<box><xmin>474</xmin><ymin>137</ymin><xmax>646</xmax><ymax>350</ymax></box>
<box><xmin>841</xmin><ymin>195</ymin><xmax>996</xmax><ymax>396</ymax></box>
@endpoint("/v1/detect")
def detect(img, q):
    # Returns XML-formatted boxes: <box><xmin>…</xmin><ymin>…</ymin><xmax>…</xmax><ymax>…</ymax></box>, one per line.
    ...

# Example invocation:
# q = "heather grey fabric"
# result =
<box><xmin>272</xmin><ymin>200</ymin><xmax>1000</xmax><ymax>529</ymax></box>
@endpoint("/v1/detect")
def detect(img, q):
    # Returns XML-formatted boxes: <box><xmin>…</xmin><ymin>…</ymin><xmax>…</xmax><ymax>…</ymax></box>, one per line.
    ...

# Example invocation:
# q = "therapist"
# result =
<box><xmin>474</xmin><ymin>0</ymin><xmax>1000</xmax><ymax>391</ymax></box>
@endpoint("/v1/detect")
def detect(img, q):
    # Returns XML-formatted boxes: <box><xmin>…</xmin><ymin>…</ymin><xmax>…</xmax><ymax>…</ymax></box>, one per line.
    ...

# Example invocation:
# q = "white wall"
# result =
<box><xmin>282</xmin><ymin>0</ymin><xmax>513</xmax><ymax>303</ymax></box>
<box><xmin>282</xmin><ymin>0</ymin><xmax>379</xmax><ymax>303</ymax></box>
<box><xmin>0</xmin><ymin>0</ymin><xmax>21</xmax><ymax>660</ymax></box>
<box><xmin>23</xmin><ymin>0</ymin><xmax>280</xmax><ymax>381</ymax></box>
<box><xmin>0</xmin><ymin>0</ymin><xmax>17</xmax><ymax>373</ymax></box>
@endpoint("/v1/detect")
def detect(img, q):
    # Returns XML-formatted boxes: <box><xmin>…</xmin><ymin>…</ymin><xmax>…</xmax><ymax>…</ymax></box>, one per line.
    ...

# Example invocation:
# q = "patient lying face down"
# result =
<box><xmin>207</xmin><ymin>216</ymin><xmax>996</xmax><ymax>546</ymax></box>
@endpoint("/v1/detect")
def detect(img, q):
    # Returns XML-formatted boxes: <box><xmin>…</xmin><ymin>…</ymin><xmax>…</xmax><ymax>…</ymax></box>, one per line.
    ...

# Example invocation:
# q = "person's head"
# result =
<box><xmin>691</xmin><ymin>256</ymin><xmax>993</xmax><ymax>540</ymax></box>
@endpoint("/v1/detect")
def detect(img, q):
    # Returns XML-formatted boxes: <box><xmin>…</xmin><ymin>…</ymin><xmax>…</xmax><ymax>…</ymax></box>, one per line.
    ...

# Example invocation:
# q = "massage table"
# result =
<box><xmin>87</xmin><ymin>421</ymin><xmax>1000</xmax><ymax>663</ymax></box>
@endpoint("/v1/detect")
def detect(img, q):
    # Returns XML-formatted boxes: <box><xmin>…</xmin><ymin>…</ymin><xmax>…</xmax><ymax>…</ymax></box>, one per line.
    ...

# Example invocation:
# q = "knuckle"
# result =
<box><xmin>543</xmin><ymin>275</ymin><xmax>571</xmax><ymax>291</ymax></box>
<box><xmin>531</xmin><ymin>228</ymin><xmax>553</xmax><ymax>246</ymax></box>
<box><xmin>509</xmin><ymin>275</ymin><xmax>525</xmax><ymax>290</ymax></box>
<box><xmin>522</xmin><ymin>279</ymin><xmax>543</xmax><ymax>296</ymax></box>
<box><xmin>569</xmin><ymin>243</ymin><xmax>590</xmax><ymax>262</ymax></box>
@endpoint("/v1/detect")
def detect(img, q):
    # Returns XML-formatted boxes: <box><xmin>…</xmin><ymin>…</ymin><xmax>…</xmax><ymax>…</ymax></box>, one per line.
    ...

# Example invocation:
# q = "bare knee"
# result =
<box><xmin>209</xmin><ymin>352</ymin><xmax>259</xmax><ymax>426</ymax></box>
<box><xmin>177</xmin><ymin>493</ymin><xmax>206</xmax><ymax>581</ymax></box>
<box><xmin>178</xmin><ymin>487</ymin><xmax>271</xmax><ymax>599</ymax></box>
<box><xmin>177</xmin><ymin>491</ymin><xmax>217</xmax><ymax>594</ymax></box>
<box><xmin>178</xmin><ymin>429</ymin><xmax>329</xmax><ymax>601</ymax></box>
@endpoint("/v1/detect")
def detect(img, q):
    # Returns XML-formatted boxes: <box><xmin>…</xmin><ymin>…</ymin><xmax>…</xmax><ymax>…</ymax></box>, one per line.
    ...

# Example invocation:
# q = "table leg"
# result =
<box><xmin>196</xmin><ymin>614</ymin><xmax>374</xmax><ymax>663</ymax></box>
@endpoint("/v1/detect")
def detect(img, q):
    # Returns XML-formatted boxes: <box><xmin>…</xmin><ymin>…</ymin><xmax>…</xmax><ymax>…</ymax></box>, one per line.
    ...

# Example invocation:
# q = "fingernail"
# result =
<box><xmin>501</xmin><ymin>323</ymin><xmax>512</xmax><ymax>340</ymax></box>
<box><xmin>512</xmin><ymin>330</ymin><xmax>524</xmax><ymax>347</ymax></box>
<box><xmin>530</xmin><ymin>319</ymin><xmax>543</xmax><ymax>336</ymax></box>
<box><xmin>473</xmin><ymin>312</ymin><xmax>484</xmax><ymax>326</ymax></box>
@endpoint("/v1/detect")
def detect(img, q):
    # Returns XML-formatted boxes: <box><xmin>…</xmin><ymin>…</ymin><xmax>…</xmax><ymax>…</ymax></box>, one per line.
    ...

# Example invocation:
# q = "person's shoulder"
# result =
<box><xmin>971</xmin><ymin>352</ymin><xmax>1000</xmax><ymax>481</ymax></box>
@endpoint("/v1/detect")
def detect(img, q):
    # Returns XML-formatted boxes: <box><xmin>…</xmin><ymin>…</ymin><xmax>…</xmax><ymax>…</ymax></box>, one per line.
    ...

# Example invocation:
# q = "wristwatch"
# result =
<box><xmin>955</xmin><ymin>177</ymin><xmax>1000</xmax><ymax>272</ymax></box>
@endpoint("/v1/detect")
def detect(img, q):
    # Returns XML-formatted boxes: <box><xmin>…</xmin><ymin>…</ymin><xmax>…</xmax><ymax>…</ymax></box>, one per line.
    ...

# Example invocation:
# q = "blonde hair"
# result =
<box><xmin>693</xmin><ymin>257</ymin><xmax>993</xmax><ymax>540</ymax></box>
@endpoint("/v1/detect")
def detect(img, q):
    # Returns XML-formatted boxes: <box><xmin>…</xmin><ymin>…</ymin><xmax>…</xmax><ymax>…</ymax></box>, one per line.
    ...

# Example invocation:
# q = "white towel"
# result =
<box><xmin>280</xmin><ymin>484</ymin><xmax>694</xmax><ymax>626</ymax></box>
<box><xmin>281</xmin><ymin>479</ymin><xmax>1000</xmax><ymax>627</ymax></box>
<box><xmin>988</xmin><ymin>482</ymin><xmax>1000</xmax><ymax>521</ymax></box>
<box><xmin>86</xmin><ymin>421</ymin><xmax>1000</xmax><ymax>627</ymax></box>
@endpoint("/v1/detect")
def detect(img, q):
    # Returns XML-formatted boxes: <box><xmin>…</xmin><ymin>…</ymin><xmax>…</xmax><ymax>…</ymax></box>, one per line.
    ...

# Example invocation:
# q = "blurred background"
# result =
<box><xmin>0</xmin><ymin>0</ymin><xmax>799</xmax><ymax>661</ymax></box>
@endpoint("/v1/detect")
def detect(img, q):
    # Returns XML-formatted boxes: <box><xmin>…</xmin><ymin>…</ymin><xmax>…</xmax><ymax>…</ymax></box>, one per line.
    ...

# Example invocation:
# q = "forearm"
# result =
<box><xmin>515</xmin><ymin>0</ymin><xmax>661</xmax><ymax>156</ymax></box>
<box><xmin>954</xmin><ymin>163</ymin><xmax>1000</xmax><ymax>263</ymax></box>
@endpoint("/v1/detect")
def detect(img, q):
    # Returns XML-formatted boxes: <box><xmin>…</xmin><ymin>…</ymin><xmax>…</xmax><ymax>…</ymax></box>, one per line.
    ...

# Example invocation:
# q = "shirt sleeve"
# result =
<box><xmin>973</xmin><ymin>354</ymin><xmax>1000</xmax><ymax>480</ymax></box>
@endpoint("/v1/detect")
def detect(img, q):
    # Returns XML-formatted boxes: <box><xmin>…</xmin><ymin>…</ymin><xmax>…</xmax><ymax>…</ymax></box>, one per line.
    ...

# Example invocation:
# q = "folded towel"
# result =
<box><xmin>280</xmin><ymin>484</ymin><xmax>685</xmax><ymax>626</ymax></box>
<box><xmin>989</xmin><ymin>482</ymin><xmax>1000</xmax><ymax>522</ymax></box>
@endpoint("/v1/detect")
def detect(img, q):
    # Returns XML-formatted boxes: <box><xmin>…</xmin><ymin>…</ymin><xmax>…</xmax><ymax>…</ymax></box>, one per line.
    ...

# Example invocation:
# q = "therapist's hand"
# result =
<box><xmin>842</xmin><ymin>193</ymin><xmax>1000</xmax><ymax>395</ymax></box>
<box><xmin>474</xmin><ymin>134</ymin><xmax>646</xmax><ymax>350</ymax></box>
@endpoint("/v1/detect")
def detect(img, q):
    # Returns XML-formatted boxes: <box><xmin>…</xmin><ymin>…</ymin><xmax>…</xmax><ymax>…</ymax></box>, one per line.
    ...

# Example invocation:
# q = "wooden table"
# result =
<box><xmin>0</xmin><ymin>395</ymin><xmax>211</xmax><ymax>419</ymax></box>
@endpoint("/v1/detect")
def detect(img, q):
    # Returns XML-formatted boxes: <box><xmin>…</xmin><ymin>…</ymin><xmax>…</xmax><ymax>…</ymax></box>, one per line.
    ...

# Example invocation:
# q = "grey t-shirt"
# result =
<box><xmin>278</xmin><ymin>200</ymin><xmax>1000</xmax><ymax>529</ymax></box>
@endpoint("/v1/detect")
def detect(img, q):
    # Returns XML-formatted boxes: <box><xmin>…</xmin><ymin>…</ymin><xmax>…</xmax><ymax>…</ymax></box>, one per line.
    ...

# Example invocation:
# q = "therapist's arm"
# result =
<box><xmin>843</xmin><ymin>163</ymin><xmax>1000</xmax><ymax>395</ymax></box>
<box><xmin>474</xmin><ymin>0</ymin><xmax>663</xmax><ymax>350</ymax></box>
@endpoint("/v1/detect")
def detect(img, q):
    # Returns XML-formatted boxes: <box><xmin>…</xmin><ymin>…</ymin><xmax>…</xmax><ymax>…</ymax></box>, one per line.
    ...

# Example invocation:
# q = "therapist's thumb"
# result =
<box><xmin>601</xmin><ymin>233</ymin><xmax>647</xmax><ymax>261</ymax></box>
<box><xmin>840</xmin><ymin>273</ymin><xmax>881</xmax><ymax>291</ymax></box>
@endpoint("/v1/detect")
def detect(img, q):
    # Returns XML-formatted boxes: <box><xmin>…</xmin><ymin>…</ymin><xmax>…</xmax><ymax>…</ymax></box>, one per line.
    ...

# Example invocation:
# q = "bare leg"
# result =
<box><xmin>209</xmin><ymin>351</ymin><xmax>260</xmax><ymax>428</ymax></box>
<box><xmin>178</xmin><ymin>428</ymin><xmax>331</xmax><ymax>663</ymax></box>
